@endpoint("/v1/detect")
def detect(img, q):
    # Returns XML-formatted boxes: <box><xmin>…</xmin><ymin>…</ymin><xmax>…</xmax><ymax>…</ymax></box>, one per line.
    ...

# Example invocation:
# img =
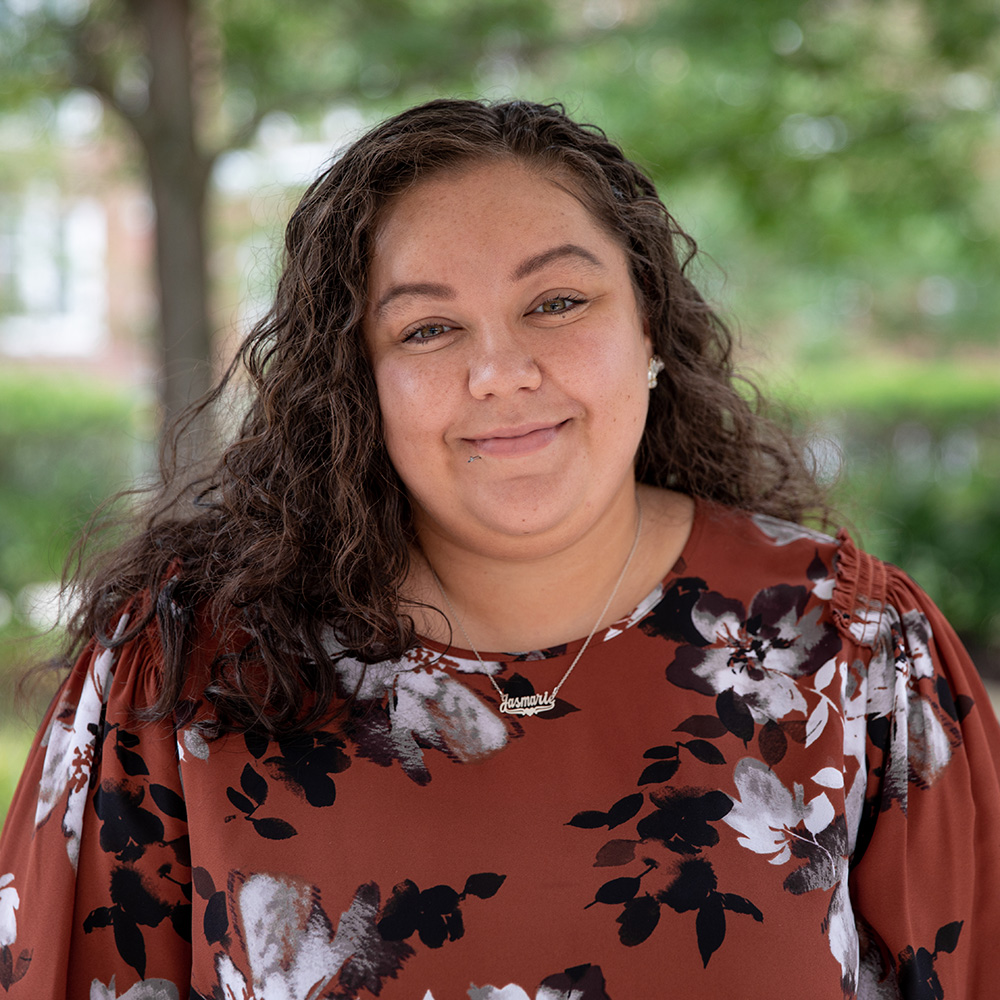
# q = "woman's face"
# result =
<box><xmin>364</xmin><ymin>160</ymin><xmax>653</xmax><ymax>559</ymax></box>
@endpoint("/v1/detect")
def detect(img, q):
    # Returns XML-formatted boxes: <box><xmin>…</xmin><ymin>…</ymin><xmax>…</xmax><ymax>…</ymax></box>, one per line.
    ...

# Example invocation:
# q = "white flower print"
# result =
<box><xmin>334</xmin><ymin>649</ymin><xmax>509</xmax><ymax>782</ymax></box>
<box><xmin>467</xmin><ymin>964</ymin><xmax>611</xmax><ymax>1000</ymax></box>
<box><xmin>603</xmin><ymin>581</ymin><xmax>665</xmax><ymax>642</ymax></box>
<box><xmin>390</xmin><ymin>669</ymin><xmax>508</xmax><ymax>760</ymax></box>
<box><xmin>900</xmin><ymin>609</ymin><xmax>936</xmax><ymax>679</ymax></box>
<box><xmin>844</xmin><ymin>604</ymin><xmax>956</xmax><ymax>811</ymax></box>
<box><xmin>668</xmin><ymin>585</ymin><xmax>841</xmax><ymax>725</ymax></box>
<box><xmin>179</xmin><ymin>727</ymin><xmax>210</xmax><ymax>762</ymax></box>
<box><xmin>908</xmin><ymin>692</ymin><xmax>953</xmax><ymax>788</ymax></box>
<box><xmin>468</xmin><ymin>987</ymin><xmax>533</xmax><ymax>1000</ymax></box>
<box><xmin>803</xmin><ymin>659</ymin><xmax>844</xmax><ymax>748</ymax></box>
<box><xmin>333</xmin><ymin>649</ymin><xmax>419</xmax><ymax>701</ymax></box>
<box><xmin>211</xmin><ymin>874</ymin><xmax>411</xmax><ymax>1000</ymax></box>
<box><xmin>89</xmin><ymin>975</ymin><xmax>180</xmax><ymax>999</ymax></box>
<box><xmin>35</xmin><ymin>617</ymin><xmax>128</xmax><ymax>869</ymax></box>
<box><xmin>845</xmin><ymin>601</ymin><xmax>888</xmax><ymax>650</ymax></box>
<box><xmin>0</xmin><ymin>873</ymin><xmax>18</xmax><ymax>949</ymax></box>
<box><xmin>826</xmin><ymin>878</ymin><xmax>861</xmax><ymax>995</ymax></box>
<box><xmin>840</xmin><ymin>676</ymin><xmax>872</xmax><ymax>850</ymax></box>
<box><xmin>899</xmin><ymin>608</ymin><xmax>957</xmax><ymax>790</ymax></box>
<box><xmin>228</xmin><ymin>872</ymin><xmax>346</xmax><ymax>998</ymax></box>
<box><xmin>751</xmin><ymin>514</ymin><xmax>835</xmax><ymax>548</ymax></box>
<box><xmin>724</xmin><ymin>759</ymin><xmax>859</xmax><ymax>991</ymax></box>
<box><xmin>723</xmin><ymin>758</ymin><xmax>836</xmax><ymax>864</ymax></box>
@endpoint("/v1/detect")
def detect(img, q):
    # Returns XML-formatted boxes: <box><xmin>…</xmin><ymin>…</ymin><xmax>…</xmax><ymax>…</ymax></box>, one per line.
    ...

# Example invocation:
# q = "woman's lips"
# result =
<box><xmin>466</xmin><ymin>420</ymin><xmax>568</xmax><ymax>458</ymax></box>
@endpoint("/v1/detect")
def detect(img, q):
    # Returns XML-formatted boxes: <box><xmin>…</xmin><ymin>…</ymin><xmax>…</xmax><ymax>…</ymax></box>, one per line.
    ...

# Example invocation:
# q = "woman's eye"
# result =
<box><xmin>402</xmin><ymin>322</ymin><xmax>452</xmax><ymax>343</ymax></box>
<box><xmin>533</xmin><ymin>296</ymin><xmax>583</xmax><ymax>315</ymax></box>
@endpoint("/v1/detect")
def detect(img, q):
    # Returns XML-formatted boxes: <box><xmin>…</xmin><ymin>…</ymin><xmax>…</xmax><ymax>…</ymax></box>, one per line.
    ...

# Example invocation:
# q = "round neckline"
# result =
<box><xmin>416</xmin><ymin>495</ymin><xmax>707</xmax><ymax>664</ymax></box>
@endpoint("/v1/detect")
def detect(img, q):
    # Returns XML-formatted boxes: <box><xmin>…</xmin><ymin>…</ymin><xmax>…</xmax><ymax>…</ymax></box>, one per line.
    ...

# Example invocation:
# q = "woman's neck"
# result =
<box><xmin>406</xmin><ymin>485</ymin><xmax>695</xmax><ymax>653</ymax></box>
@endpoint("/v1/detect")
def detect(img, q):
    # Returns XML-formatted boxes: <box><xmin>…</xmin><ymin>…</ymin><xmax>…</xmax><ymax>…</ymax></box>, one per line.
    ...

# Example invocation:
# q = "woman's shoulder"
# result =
<box><xmin>686</xmin><ymin>499</ymin><xmax>952</xmax><ymax>653</ymax></box>
<box><xmin>682</xmin><ymin>499</ymin><xmax>841</xmax><ymax>601</ymax></box>
<box><xmin>50</xmin><ymin>593</ymin><xmax>239</xmax><ymax>734</ymax></box>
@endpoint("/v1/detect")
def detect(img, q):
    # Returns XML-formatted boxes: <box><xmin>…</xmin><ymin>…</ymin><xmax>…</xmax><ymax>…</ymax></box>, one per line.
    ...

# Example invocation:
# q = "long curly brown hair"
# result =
<box><xmin>59</xmin><ymin>98</ymin><xmax>827</xmax><ymax>735</ymax></box>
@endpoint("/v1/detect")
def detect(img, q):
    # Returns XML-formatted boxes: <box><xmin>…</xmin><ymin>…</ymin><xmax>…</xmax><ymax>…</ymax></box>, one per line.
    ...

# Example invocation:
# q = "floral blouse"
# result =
<box><xmin>2</xmin><ymin>500</ymin><xmax>999</xmax><ymax>1000</ymax></box>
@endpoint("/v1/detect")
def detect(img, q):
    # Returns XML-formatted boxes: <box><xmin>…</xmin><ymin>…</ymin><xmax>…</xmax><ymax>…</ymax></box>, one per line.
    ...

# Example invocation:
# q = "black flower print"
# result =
<box><xmin>537</xmin><ymin>963</ymin><xmax>612</xmax><ymax>999</ymax></box>
<box><xmin>83</xmin><ymin>866</ymin><xmax>189</xmax><ymax>980</ymax></box>
<box><xmin>259</xmin><ymin>731</ymin><xmax>351</xmax><ymax>807</ymax></box>
<box><xmin>568</xmin><ymin>728</ymin><xmax>762</xmax><ymax>965</ymax></box>
<box><xmin>191</xmin><ymin>868</ymin><xmax>229</xmax><ymax>948</ymax></box>
<box><xmin>93</xmin><ymin>781</ymin><xmax>166</xmax><ymax>864</ymax></box>
<box><xmin>223</xmin><ymin>764</ymin><xmax>298</xmax><ymax>841</ymax></box>
<box><xmin>205</xmin><ymin>870</ymin><xmax>506</xmax><ymax>998</ymax></box>
<box><xmin>635</xmin><ymin>788</ymin><xmax>734</xmax><ymax>855</ymax></box>
<box><xmin>640</xmin><ymin>576</ymin><xmax>712</xmax><ymax>648</ymax></box>
<box><xmin>898</xmin><ymin>921</ymin><xmax>964</xmax><ymax>1000</ymax></box>
<box><xmin>377</xmin><ymin>873</ymin><xmax>507</xmax><ymax>950</ymax></box>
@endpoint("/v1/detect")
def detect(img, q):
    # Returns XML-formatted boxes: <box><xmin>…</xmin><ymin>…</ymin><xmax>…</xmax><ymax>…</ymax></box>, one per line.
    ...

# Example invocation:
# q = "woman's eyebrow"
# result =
<box><xmin>376</xmin><ymin>281</ymin><xmax>454</xmax><ymax>316</ymax></box>
<box><xmin>510</xmin><ymin>243</ymin><xmax>605</xmax><ymax>281</ymax></box>
<box><xmin>375</xmin><ymin>244</ymin><xmax>604</xmax><ymax>317</ymax></box>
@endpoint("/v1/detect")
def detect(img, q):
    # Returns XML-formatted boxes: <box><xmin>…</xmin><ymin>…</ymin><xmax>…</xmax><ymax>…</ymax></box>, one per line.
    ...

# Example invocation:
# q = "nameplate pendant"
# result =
<box><xmin>498</xmin><ymin>691</ymin><xmax>557</xmax><ymax>717</ymax></box>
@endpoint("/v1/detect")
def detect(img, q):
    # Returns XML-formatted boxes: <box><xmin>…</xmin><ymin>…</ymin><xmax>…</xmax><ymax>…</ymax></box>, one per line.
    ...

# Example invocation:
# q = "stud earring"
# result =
<box><xmin>647</xmin><ymin>355</ymin><xmax>665</xmax><ymax>389</ymax></box>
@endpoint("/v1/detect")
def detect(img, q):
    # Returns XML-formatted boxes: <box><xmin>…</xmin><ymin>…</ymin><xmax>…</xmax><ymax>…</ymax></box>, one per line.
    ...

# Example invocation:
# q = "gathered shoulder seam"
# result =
<box><xmin>830</xmin><ymin>528</ymin><xmax>890</xmax><ymax>650</ymax></box>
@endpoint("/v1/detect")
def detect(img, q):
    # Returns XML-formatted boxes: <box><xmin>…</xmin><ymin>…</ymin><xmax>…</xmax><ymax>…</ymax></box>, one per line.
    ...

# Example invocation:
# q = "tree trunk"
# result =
<box><xmin>129</xmin><ymin>0</ymin><xmax>214</xmax><ymax>447</ymax></box>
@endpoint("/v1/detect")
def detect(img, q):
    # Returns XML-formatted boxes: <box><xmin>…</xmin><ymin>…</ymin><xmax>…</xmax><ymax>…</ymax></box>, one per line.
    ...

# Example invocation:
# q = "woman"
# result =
<box><xmin>1</xmin><ymin>99</ymin><xmax>997</xmax><ymax>1000</ymax></box>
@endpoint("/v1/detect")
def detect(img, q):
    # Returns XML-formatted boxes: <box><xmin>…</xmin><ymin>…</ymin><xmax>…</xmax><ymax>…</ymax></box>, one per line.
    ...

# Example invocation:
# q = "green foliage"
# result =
<box><xmin>788</xmin><ymin>359</ymin><xmax>1000</xmax><ymax>666</ymax></box>
<box><xmin>0</xmin><ymin>370</ymin><xmax>151</xmax><ymax>596</ymax></box>
<box><xmin>844</xmin><ymin>469</ymin><xmax>1000</xmax><ymax>651</ymax></box>
<box><xmin>544</xmin><ymin>0</ymin><xmax>1000</xmax><ymax>350</ymax></box>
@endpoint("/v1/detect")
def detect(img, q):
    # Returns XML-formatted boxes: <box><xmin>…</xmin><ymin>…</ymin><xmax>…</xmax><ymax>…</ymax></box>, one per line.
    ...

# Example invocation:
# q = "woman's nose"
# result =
<box><xmin>466</xmin><ymin>328</ymin><xmax>542</xmax><ymax>398</ymax></box>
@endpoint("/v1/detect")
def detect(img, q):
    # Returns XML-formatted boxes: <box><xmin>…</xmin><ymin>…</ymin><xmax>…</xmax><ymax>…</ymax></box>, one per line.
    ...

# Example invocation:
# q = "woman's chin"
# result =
<box><xmin>412</xmin><ymin>475</ymin><xmax>636</xmax><ymax>560</ymax></box>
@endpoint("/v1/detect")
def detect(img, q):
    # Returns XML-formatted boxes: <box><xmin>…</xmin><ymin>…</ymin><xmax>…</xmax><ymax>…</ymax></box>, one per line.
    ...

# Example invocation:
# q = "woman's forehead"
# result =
<box><xmin>372</xmin><ymin>159</ymin><xmax>619</xmax><ymax>266</ymax></box>
<box><xmin>369</xmin><ymin>163</ymin><xmax>622</xmax><ymax>289</ymax></box>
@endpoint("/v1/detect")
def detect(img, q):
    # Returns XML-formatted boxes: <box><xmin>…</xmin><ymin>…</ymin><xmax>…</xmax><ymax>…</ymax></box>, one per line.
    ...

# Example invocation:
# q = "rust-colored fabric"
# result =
<box><xmin>2</xmin><ymin>501</ymin><xmax>999</xmax><ymax>999</ymax></box>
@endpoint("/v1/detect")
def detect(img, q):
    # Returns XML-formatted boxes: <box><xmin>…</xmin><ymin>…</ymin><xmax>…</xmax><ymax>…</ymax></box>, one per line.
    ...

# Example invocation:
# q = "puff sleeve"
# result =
<box><xmin>0</xmin><ymin>622</ymin><xmax>192</xmax><ymax>999</ymax></box>
<box><xmin>833</xmin><ymin>533</ymin><xmax>1000</xmax><ymax>999</ymax></box>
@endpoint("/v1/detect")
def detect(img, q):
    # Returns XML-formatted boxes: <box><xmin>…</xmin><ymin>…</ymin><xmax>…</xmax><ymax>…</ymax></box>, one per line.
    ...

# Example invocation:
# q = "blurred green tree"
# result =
<box><xmin>3</xmin><ymin>0</ymin><xmax>997</xmax><ymax>430</ymax></box>
<box><xmin>0</xmin><ymin>0</ymin><xmax>564</xmax><ymax>432</ymax></box>
<box><xmin>553</xmin><ymin>0</ymin><xmax>1000</xmax><ymax>360</ymax></box>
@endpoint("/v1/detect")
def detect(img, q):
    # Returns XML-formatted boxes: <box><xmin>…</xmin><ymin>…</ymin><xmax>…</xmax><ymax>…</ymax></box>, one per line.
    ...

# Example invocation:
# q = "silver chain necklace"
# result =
<box><xmin>429</xmin><ymin>499</ymin><xmax>643</xmax><ymax>717</ymax></box>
